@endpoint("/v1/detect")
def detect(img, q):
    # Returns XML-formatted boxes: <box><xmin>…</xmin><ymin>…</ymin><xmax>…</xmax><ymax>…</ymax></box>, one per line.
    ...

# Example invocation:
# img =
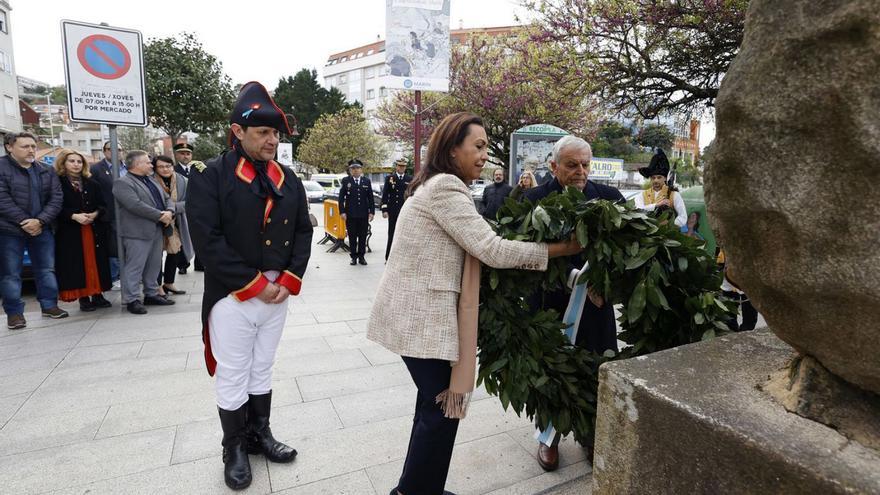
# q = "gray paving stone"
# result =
<box><xmin>331</xmin><ymin>384</ymin><xmax>417</xmax><ymax>428</ymax></box>
<box><xmin>0</xmin><ymin>368</ymin><xmax>50</xmax><ymax>397</ymax></box>
<box><xmin>313</xmin><ymin>307</ymin><xmax>373</xmax><ymax>324</ymax></box>
<box><xmin>359</xmin><ymin>345</ymin><xmax>401</xmax><ymax>366</ymax></box>
<box><xmin>51</xmin><ymin>454</ymin><xmax>272</xmax><ymax>495</ymax></box>
<box><xmin>0</xmin><ymin>348</ymin><xmax>66</xmax><ymax>377</ymax></box>
<box><xmin>96</xmin><ymin>391</ymin><xmax>216</xmax><ymax>439</ymax></box>
<box><xmin>275</xmin><ymin>469</ymin><xmax>377</xmax><ymax>495</ymax></box>
<box><xmin>80</xmin><ymin>314</ymin><xmax>202</xmax><ymax>346</ymax></box>
<box><xmin>281</xmin><ymin>322</ymin><xmax>353</xmax><ymax>341</ymax></box>
<box><xmin>454</xmin><ymin>398</ymin><xmax>535</xmax><ymax>444</ymax></box>
<box><xmin>59</xmin><ymin>342</ymin><xmax>144</xmax><ymax>368</ymax></box>
<box><xmin>286</xmin><ymin>311</ymin><xmax>320</xmax><ymax>327</ymax></box>
<box><xmin>366</xmin><ymin>433</ymin><xmax>547</xmax><ymax>495</ymax></box>
<box><xmin>138</xmin><ymin>336</ymin><xmax>205</xmax><ymax>358</ymax></box>
<box><xmin>273</xmin><ymin>349</ymin><xmax>370</xmax><ymax>380</ymax></box>
<box><xmin>484</xmin><ymin>462</ymin><xmax>591</xmax><ymax>495</ymax></box>
<box><xmin>345</xmin><ymin>319</ymin><xmax>368</xmax><ymax>333</ymax></box>
<box><xmin>0</xmin><ymin>427</ymin><xmax>175</xmax><ymax>494</ymax></box>
<box><xmin>172</xmin><ymin>399</ymin><xmax>342</xmax><ymax>465</ymax></box>
<box><xmin>267</xmin><ymin>415</ymin><xmax>413</xmax><ymax>491</ymax></box>
<box><xmin>0</xmin><ymin>330</ymin><xmax>87</xmax><ymax>360</ymax></box>
<box><xmin>0</xmin><ymin>406</ymin><xmax>107</xmax><ymax>456</ymax></box>
<box><xmin>324</xmin><ymin>333</ymin><xmax>378</xmax><ymax>351</ymax></box>
<box><xmin>44</xmin><ymin>353</ymin><xmax>187</xmax><ymax>387</ymax></box>
<box><xmin>0</xmin><ymin>392</ymin><xmax>27</xmax><ymax>426</ymax></box>
<box><xmin>296</xmin><ymin>362</ymin><xmax>410</xmax><ymax>401</ymax></box>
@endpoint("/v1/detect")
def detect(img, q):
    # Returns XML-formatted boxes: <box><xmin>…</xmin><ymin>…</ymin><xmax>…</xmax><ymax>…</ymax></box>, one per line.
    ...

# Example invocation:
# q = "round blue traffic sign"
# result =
<box><xmin>77</xmin><ymin>34</ymin><xmax>131</xmax><ymax>80</ymax></box>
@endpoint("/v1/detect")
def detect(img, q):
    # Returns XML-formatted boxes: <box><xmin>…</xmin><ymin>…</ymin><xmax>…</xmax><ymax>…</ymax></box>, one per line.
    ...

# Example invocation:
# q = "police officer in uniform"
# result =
<box><xmin>338</xmin><ymin>159</ymin><xmax>375</xmax><ymax>265</ymax></box>
<box><xmin>187</xmin><ymin>82</ymin><xmax>313</xmax><ymax>490</ymax></box>
<box><xmin>173</xmin><ymin>142</ymin><xmax>195</xmax><ymax>178</ymax></box>
<box><xmin>380</xmin><ymin>159</ymin><xmax>412</xmax><ymax>260</ymax></box>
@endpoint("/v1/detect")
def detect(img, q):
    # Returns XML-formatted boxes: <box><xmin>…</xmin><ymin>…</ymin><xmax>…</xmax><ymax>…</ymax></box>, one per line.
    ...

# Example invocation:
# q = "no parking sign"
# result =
<box><xmin>61</xmin><ymin>20</ymin><xmax>147</xmax><ymax>126</ymax></box>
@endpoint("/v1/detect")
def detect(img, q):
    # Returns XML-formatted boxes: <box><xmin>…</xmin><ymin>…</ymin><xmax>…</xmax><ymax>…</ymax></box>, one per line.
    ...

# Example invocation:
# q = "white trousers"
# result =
<box><xmin>209</xmin><ymin>273</ymin><xmax>288</xmax><ymax>410</ymax></box>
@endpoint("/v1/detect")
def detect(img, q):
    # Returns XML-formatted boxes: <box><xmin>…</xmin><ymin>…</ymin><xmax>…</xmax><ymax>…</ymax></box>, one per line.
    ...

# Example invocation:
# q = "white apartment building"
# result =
<box><xmin>324</xmin><ymin>27</ymin><xmax>517</xmax><ymax>124</ymax></box>
<box><xmin>0</xmin><ymin>0</ymin><xmax>22</xmax><ymax>142</ymax></box>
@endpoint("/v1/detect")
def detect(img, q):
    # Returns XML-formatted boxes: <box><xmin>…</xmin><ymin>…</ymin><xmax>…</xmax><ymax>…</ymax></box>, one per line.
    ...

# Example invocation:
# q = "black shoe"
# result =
<box><xmin>79</xmin><ymin>297</ymin><xmax>96</xmax><ymax>312</ymax></box>
<box><xmin>247</xmin><ymin>391</ymin><xmax>297</xmax><ymax>463</ymax></box>
<box><xmin>162</xmin><ymin>284</ymin><xmax>187</xmax><ymax>295</ymax></box>
<box><xmin>358</xmin><ymin>257</ymin><xmax>367</xmax><ymax>265</ymax></box>
<box><xmin>350</xmin><ymin>258</ymin><xmax>357</xmax><ymax>265</ymax></box>
<box><xmin>127</xmin><ymin>301</ymin><xmax>148</xmax><ymax>315</ymax></box>
<box><xmin>178</xmin><ymin>268</ymin><xmax>187</xmax><ymax>275</ymax></box>
<box><xmin>219</xmin><ymin>405</ymin><xmax>253</xmax><ymax>490</ymax></box>
<box><xmin>144</xmin><ymin>295</ymin><xmax>175</xmax><ymax>306</ymax></box>
<box><xmin>91</xmin><ymin>294</ymin><xmax>112</xmax><ymax>308</ymax></box>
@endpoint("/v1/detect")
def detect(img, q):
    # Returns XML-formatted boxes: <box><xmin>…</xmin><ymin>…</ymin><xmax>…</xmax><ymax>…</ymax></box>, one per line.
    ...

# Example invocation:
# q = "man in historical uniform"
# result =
<box><xmin>187</xmin><ymin>82</ymin><xmax>313</xmax><ymax>490</ymax></box>
<box><xmin>380</xmin><ymin>158</ymin><xmax>411</xmax><ymax>260</ymax></box>
<box><xmin>338</xmin><ymin>159</ymin><xmax>375</xmax><ymax>265</ymax></box>
<box><xmin>522</xmin><ymin>135</ymin><xmax>624</xmax><ymax>472</ymax></box>
<box><xmin>633</xmin><ymin>148</ymin><xmax>687</xmax><ymax>228</ymax></box>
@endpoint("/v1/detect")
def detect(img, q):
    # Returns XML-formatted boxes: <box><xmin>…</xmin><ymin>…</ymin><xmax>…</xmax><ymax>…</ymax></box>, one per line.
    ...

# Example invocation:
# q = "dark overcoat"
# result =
<box><xmin>55</xmin><ymin>176</ymin><xmax>112</xmax><ymax>292</ymax></box>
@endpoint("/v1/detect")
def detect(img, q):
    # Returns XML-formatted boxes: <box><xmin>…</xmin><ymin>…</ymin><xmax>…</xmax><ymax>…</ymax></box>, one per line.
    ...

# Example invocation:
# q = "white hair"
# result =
<box><xmin>552</xmin><ymin>135</ymin><xmax>592</xmax><ymax>163</ymax></box>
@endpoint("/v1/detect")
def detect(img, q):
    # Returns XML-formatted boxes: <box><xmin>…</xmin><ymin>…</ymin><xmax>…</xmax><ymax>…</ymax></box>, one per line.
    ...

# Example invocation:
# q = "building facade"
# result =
<box><xmin>0</xmin><ymin>0</ymin><xmax>22</xmax><ymax>143</ymax></box>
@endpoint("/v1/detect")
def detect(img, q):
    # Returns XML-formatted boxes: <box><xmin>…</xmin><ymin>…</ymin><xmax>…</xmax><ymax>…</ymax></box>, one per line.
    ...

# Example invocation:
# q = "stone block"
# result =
<box><xmin>592</xmin><ymin>330</ymin><xmax>880</xmax><ymax>494</ymax></box>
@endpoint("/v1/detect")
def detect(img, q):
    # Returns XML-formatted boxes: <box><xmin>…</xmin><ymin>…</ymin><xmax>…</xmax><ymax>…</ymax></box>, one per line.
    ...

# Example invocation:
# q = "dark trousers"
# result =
<box><xmin>724</xmin><ymin>291</ymin><xmax>758</xmax><ymax>331</ymax></box>
<box><xmin>398</xmin><ymin>356</ymin><xmax>460</xmax><ymax>495</ymax></box>
<box><xmin>158</xmin><ymin>252</ymin><xmax>181</xmax><ymax>286</ymax></box>
<box><xmin>346</xmin><ymin>216</ymin><xmax>368</xmax><ymax>259</ymax></box>
<box><xmin>385</xmin><ymin>211</ymin><xmax>399</xmax><ymax>260</ymax></box>
<box><xmin>0</xmin><ymin>232</ymin><xmax>59</xmax><ymax>314</ymax></box>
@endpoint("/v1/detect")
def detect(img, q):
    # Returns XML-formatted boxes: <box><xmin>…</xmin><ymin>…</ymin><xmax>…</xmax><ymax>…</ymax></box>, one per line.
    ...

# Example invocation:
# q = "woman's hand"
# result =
<box><xmin>72</xmin><ymin>213</ymin><xmax>90</xmax><ymax>225</ymax></box>
<box><xmin>548</xmin><ymin>235</ymin><xmax>582</xmax><ymax>258</ymax></box>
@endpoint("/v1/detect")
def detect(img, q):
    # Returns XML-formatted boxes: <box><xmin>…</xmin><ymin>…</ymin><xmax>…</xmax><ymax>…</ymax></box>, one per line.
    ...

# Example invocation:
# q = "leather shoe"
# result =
<box><xmin>127</xmin><ymin>301</ymin><xmax>148</xmax><ymax>315</ymax></box>
<box><xmin>350</xmin><ymin>258</ymin><xmax>357</xmax><ymax>265</ymax></box>
<box><xmin>358</xmin><ymin>257</ymin><xmax>367</xmax><ymax>265</ymax></box>
<box><xmin>537</xmin><ymin>444</ymin><xmax>559</xmax><ymax>471</ymax></box>
<box><xmin>144</xmin><ymin>295</ymin><xmax>175</xmax><ymax>306</ymax></box>
<box><xmin>79</xmin><ymin>297</ymin><xmax>96</xmax><ymax>312</ymax></box>
<box><xmin>162</xmin><ymin>284</ymin><xmax>187</xmax><ymax>295</ymax></box>
<box><xmin>91</xmin><ymin>294</ymin><xmax>112</xmax><ymax>308</ymax></box>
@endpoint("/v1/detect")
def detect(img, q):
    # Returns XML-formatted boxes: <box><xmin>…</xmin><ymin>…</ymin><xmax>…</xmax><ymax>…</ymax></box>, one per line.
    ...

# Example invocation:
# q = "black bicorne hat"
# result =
<box><xmin>229</xmin><ymin>82</ymin><xmax>292</xmax><ymax>144</ymax></box>
<box><xmin>639</xmin><ymin>148</ymin><xmax>671</xmax><ymax>179</ymax></box>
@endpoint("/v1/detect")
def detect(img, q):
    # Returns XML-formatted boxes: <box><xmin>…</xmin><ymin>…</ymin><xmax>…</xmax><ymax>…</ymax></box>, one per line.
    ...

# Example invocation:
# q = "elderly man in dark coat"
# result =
<box><xmin>522</xmin><ymin>134</ymin><xmax>624</xmax><ymax>472</ymax></box>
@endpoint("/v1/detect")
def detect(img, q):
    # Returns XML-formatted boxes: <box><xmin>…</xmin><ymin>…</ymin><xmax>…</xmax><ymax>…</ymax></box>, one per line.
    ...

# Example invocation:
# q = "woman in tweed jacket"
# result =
<box><xmin>367</xmin><ymin>113</ymin><xmax>581</xmax><ymax>495</ymax></box>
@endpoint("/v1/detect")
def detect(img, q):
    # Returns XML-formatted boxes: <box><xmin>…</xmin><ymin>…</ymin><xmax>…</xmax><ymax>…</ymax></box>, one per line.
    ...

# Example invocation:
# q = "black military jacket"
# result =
<box><xmin>187</xmin><ymin>147</ymin><xmax>313</xmax><ymax>375</ymax></box>
<box><xmin>338</xmin><ymin>175</ymin><xmax>375</xmax><ymax>218</ymax></box>
<box><xmin>380</xmin><ymin>173</ymin><xmax>412</xmax><ymax>216</ymax></box>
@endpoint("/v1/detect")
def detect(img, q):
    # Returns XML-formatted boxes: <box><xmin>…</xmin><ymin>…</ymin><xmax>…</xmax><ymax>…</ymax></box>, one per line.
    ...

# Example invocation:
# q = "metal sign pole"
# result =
<box><xmin>109</xmin><ymin>125</ymin><xmax>125</xmax><ymax>284</ymax></box>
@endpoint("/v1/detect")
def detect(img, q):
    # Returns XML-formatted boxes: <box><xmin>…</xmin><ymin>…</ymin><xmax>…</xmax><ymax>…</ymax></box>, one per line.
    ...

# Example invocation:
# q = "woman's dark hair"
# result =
<box><xmin>407</xmin><ymin>112</ymin><xmax>484</xmax><ymax>197</ymax></box>
<box><xmin>152</xmin><ymin>155</ymin><xmax>174</xmax><ymax>167</ymax></box>
<box><xmin>689</xmin><ymin>211</ymin><xmax>701</xmax><ymax>230</ymax></box>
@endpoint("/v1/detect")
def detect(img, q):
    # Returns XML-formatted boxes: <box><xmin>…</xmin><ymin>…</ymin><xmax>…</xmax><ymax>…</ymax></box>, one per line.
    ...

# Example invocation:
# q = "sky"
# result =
<box><xmin>10</xmin><ymin>0</ymin><xmax>715</xmax><ymax>148</ymax></box>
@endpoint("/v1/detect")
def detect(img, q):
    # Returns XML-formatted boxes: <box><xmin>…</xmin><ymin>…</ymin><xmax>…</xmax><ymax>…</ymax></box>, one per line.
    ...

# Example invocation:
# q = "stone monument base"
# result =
<box><xmin>592</xmin><ymin>329</ymin><xmax>880</xmax><ymax>494</ymax></box>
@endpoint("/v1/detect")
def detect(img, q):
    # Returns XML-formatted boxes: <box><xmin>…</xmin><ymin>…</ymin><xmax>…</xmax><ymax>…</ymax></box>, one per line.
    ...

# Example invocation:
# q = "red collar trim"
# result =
<box><xmin>235</xmin><ymin>157</ymin><xmax>285</xmax><ymax>190</ymax></box>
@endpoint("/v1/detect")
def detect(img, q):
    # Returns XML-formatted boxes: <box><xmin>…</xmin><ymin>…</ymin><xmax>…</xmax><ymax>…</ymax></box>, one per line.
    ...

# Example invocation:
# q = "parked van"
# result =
<box><xmin>310</xmin><ymin>173</ymin><xmax>346</xmax><ymax>191</ymax></box>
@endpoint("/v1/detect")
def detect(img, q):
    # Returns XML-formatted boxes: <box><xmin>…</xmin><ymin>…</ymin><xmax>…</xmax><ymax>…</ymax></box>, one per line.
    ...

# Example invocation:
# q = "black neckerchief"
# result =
<box><xmin>237</xmin><ymin>146</ymin><xmax>283</xmax><ymax>200</ymax></box>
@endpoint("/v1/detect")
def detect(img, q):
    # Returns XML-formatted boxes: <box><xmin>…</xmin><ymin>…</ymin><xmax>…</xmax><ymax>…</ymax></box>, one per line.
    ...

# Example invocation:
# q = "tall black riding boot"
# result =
<box><xmin>247</xmin><ymin>391</ymin><xmax>298</xmax><ymax>463</ymax></box>
<box><xmin>218</xmin><ymin>404</ymin><xmax>252</xmax><ymax>490</ymax></box>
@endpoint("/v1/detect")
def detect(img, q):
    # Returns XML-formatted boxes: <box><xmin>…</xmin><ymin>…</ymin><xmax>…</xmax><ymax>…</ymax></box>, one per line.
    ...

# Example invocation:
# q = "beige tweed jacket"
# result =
<box><xmin>367</xmin><ymin>173</ymin><xmax>549</xmax><ymax>362</ymax></box>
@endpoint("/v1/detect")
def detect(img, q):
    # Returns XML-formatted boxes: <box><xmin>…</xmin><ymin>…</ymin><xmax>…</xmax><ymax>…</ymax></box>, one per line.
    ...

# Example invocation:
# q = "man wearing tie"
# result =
<box><xmin>380</xmin><ymin>159</ymin><xmax>412</xmax><ymax>261</ymax></box>
<box><xmin>173</xmin><ymin>143</ymin><xmax>195</xmax><ymax>178</ymax></box>
<box><xmin>338</xmin><ymin>159</ymin><xmax>375</xmax><ymax>266</ymax></box>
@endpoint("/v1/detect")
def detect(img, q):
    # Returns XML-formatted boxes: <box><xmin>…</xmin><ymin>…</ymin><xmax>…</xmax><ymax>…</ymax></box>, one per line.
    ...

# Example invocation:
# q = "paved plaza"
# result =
<box><xmin>0</xmin><ymin>204</ymin><xmax>590</xmax><ymax>495</ymax></box>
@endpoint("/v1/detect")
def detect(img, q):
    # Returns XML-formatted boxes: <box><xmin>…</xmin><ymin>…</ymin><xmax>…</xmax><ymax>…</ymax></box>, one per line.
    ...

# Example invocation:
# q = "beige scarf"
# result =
<box><xmin>436</xmin><ymin>253</ymin><xmax>481</xmax><ymax>419</ymax></box>
<box><xmin>154</xmin><ymin>175</ymin><xmax>182</xmax><ymax>254</ymax></box>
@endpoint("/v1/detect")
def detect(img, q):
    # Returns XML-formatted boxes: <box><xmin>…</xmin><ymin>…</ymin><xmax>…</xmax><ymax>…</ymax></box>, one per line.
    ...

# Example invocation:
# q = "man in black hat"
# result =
<box><xmin>187</xmin><ymin>81</ymin><xmax>313</xmax><ymax>490</ymax></box>
<box><xmin>380</xmin><ymin>158</ymin><xmax>411</xmax><ymax>260</ymax></box>
<box><xmin>634</xmin><ymin>149</ymin><xmax>687</xmax><ymax>227</ymax></box>
<box><xmin>338</xmin><ymin>159</ymin><xmax>375</xmax><ymax>265</ymax></box>
<box><xmin>173</xmin><ymin>142</ymin><xmax>195</xmax><ymax>178</ymax></box>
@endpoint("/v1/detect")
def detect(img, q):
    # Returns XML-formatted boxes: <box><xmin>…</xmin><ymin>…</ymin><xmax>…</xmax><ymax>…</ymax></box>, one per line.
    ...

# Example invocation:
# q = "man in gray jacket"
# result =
<box><xmin>0</xmin><ymin>132</ymin><xmax>68</xmax><ymax>329</ymax></box>
<box><xmin>113</xmin><ymin>150</ymin><xmax>176</xmax><ymax>314</ymax></box>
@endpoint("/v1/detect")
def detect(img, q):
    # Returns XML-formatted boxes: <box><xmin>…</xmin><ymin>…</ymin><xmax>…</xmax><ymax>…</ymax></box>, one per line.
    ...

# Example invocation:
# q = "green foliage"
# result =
<box><xmin>117</xmin><ymin>127</ymin><xmax>155</xmax><ymax>154</ymax></box>
<box><xmin>296</xmin><ymin>107</ymin><xmax>389</xmax><ymax>173</ymax></box>
<box><xmin>478</xmin><ymin>187</ymin><xmax>735</xmax><ymax>443</ymax></box>
<box><xmin>590</xmin><ymin>121</ymin><xmax>639</xmax><ymax>159</ymax></box>
<box><xmin>272</xmin><ymin>69</ymin><xmax>361</xmax><ymax>158</ymax></box>
<box><xmin>144</xmin><ymin>34</ymin><xmax>236</xmax><ymax>143</ymax></box>
<box><xmin>191</xmin><ymin>134</ymin><xmax>225</xmax><ymax>162</ymax></box>
<box><xmin>636</xmin><ymin>124</ymin><xmax>675</xmax><ymax>152</ymax></box>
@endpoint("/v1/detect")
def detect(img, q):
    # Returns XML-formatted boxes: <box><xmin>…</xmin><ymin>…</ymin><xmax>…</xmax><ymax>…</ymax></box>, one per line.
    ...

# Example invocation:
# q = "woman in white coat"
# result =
<box><xmin>367</xmin><ymin>112</ymin><xmax>581</xmax><ymax>495</ymax></box>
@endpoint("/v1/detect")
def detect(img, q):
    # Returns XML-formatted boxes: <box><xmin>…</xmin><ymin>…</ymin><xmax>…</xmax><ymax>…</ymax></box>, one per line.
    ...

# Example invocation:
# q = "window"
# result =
<box><xmin>365</xmin><ymin>67</ymin><xmax>375</xmax><ymax>79</ymax></box>
<box><xmin>0</xmin><ymin>11</ymin><xmax>7</xmax><ymax>33</ymax></box>
<box><xmin>367</xmin><ymin>89</ymin><xmax>375</xmax><ymax>100</ymax></box>
<box><xmin>367</xmin><ymin>49</ymin><xmax>374</xmax><ymax>55</ymax></box>
<box><xmin>379</xmin><ymin>87</ymin><xmax>387</xmax><ymax>97</ymax></box>
<box><xmin>78</xmin><ymin>140</ymin><xmax>87</xmax><ymax>147</ymax></box>
<box><xmin>339</xmin><ymin>74</ymin><xmax>347</xmax><ymax>84</ymax></box>
<box><xmin>0</xmin><ymin>50</ymin><xmax>9</xmax><ymax>73</ymax></box>
<box><xmin>349</xmin><ymin>69</ymin><xmax>361</xmax><ymax>82</ymax></box>
<box><xmin>3</xmin><ymin>95</ymin><xmax>13</xmax><ymax>117</ymax></box>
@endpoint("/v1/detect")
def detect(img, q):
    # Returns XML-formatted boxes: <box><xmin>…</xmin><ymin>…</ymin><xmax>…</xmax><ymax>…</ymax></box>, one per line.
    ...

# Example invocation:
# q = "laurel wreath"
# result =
<box><xmin>477</xmin><ymin>187</ymin><xmax>736</xmax><ymax>444</ymax></box>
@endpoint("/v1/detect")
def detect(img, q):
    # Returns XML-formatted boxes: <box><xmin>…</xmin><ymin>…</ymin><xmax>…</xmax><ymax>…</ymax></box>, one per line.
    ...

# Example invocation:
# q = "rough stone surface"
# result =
<box><xmin>592</xmin><ymin>330</ymin><xmax>880</xmax><ymax>494</ymax></box>
<box><xmin>705</xmin><ymin>0</ymin><xmax>880</xmax><ymax>395</ymax></box>
<box><xmin>764</xmin><ymin>355</ymin><xmax>880</xmax><ymax>451</ymax></box>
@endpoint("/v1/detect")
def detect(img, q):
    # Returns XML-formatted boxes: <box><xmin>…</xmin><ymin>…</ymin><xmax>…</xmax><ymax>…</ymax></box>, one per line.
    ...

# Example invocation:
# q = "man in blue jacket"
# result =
<box><xmin>0</xmin><ymin>132</ymin><xmax>68</xmax><ymax>329</ymax></box>
<box><xmin>523</xmin><ymin>135</ymin><xmax>623</xmax><ymax>471</ymax></box>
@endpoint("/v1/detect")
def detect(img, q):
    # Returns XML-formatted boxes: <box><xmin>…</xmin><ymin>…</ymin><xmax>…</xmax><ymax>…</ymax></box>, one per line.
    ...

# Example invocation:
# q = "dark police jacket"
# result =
<box><xmin>523</xmin><ymin>177</ymin><xmax>624</xmax><ymax>354</ymax></box>
<box><xmin>338</xmin><ymin>175</ymin><xmax>375</xmax><ymax>218</ymax></box>
<box><xmin>380</xmin><ymin>173</ymin><xmax>412</xmax><ymax>216</ymax></box>
<box><xmin>187</xmin><ymin>148</ymin><xmax>313</xmax><ymax>375</ymax></box>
